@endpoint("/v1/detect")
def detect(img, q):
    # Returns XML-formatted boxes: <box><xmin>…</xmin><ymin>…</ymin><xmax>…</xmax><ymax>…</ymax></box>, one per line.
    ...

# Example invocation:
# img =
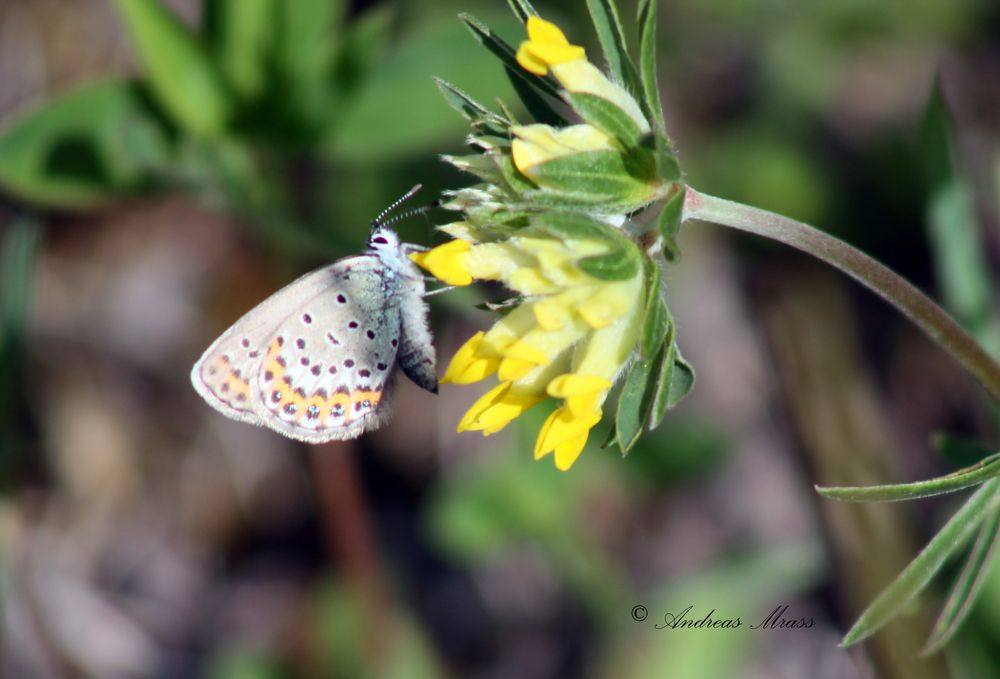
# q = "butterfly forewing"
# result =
<box><xmin>191</xmin><ymin>264</ymin><xmax>345</xmax><ymax>425</ymax></box>
<box><xmin>251</xmin><ymin>258</ymin><xmax>402</xmax><ymax>442</ymax></box>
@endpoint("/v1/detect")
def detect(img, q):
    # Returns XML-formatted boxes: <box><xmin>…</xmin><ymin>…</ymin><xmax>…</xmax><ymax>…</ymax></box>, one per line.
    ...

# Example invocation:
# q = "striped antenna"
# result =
<box><xmin>371</xmin><ymin>184</ymin><xmax>423</xmax><ymax>231</ymax></box>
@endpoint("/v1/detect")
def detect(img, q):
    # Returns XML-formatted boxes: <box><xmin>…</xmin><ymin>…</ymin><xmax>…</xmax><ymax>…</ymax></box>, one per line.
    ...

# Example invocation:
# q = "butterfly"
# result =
<box><xmin>190</xmin><ymin>187</ymin><xmax>436</xmax><ymax>442</ymax></box>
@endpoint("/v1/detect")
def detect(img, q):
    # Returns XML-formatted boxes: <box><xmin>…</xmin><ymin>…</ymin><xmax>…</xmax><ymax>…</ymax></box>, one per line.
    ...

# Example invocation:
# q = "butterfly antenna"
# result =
<box><xmin>371</xmin><ymin>184</ymin><xmax>423</xmax><ymax>231</ymax></box>
<box><xmin>378</xmin><ymin>201</ymin><xmax>440</xmax><ymax>230</ymax></box>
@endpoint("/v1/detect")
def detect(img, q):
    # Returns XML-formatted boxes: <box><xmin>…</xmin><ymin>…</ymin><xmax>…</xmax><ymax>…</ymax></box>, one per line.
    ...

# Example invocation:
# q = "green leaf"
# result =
<box><xmin>204</xmin><ymin>0</ymin><xmax>274</xmax><ymax>100</ymax></box>
<box><xmin>0</xmin><ymin>81</ymin><xmax>170</xmax><ymax>208</ymax></box>
<box><xmin>841</xmin><ymin>478</ymin><xmax>1000</xmax><ymax>647</ymax></box>
<box><xmin>114</xmin><ymin>0</ymin><xmax>232</xmax><ymax>137</ymax></box>
<box><xmin>531</xmin><ymin>211</ymin><xmax>641</xmax><ymax>281</ymax></box>
<box><xmin>328</xmin><ymin>13</ymin><xmax>519</xmax><ymax>162</ymax></box>
<box><xmin>434</xmin><ymin>77</ymin><xmax>509</xmax><ymax>136</ymax></box>
<box><xmin>584</xmin><ymin>0</ymin><xmax>642</xmax><ymax>99</ymax></box>
<box><xmin>505</xmin><ymin>0</ymin><xmax>538</xmax><ymax>24</ymax></box>
<box><xmin>565</xmin><ymin>92</ymin><xmax>642</xmax><ymax>147</ymax></box>
<box><xmin>922</xmin><ymin>502</ymin><xmax>1000</xmax><ymax>655</ymax></box>
<box><xmin>648</xmin><ymin>315</ymin><xmax>676</xmax><ymax>430</ymax></box>
<box><xmin>506</xmin><ymin>66</ymin><xmax>567</xmax><ymax>127</ymax></box>
<box><xmin>577</xmin><ymin>246</ymin><xmax>641</xmax><ymax>281</ymax></box>
<box><xmin>526</xmin><ymin>149</ymin><xmax>658</xmax><ymax>206</ymax></box>
<box><xmin>639</xmin><ymin>256</ymin><xmax>667</xmax><ymax>358</ymax></box>
<box><xmin>922</xmin><ymin>80</ymin><xmax>1000</xmax><ymax>357</ymax></box>
<box><xmin>665</xmin><ymin>344</ymin><xmax>695</xmax><ymax>408</ymax></box>
<box><xmin>656</xmin><ymin>183</ymin><xmax>685</xmax><ymax>261</ymax></box>
<box><xmin>817</xmin><ymin>452</ymin><xmax>1000</xmax><ymax>502</ymax></box>
<box><xmin>615</xmin><ymin>352</ymin><xmax>661</xmax><ymax>454</ymax></box>
<box><xmin>274</xmin><ymin>0</ymin><xmax>342</xmax><ymax>130</ymax></box>
<box><xmin>459</xmin><ymin>14</ymin><xmax>562</xmax><ymax>102</ymax></box>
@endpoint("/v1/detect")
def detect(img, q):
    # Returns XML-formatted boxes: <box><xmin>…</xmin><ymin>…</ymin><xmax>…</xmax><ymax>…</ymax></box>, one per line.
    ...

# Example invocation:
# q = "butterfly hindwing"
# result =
<box><xmin>252</xmin><ymin>257</ymin><xmax>402</xmax><ymax>442</ymax></box>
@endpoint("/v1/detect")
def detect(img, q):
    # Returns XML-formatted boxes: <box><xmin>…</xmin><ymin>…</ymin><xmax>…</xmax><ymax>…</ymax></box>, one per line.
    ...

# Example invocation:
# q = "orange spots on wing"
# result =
<box><xmin>264</xmin><ymin>338</ymin><xmax>286</xmax><ymax>381</ymax></box>
<box><xmin>224</xmin><ymin>371</ymin><xmax>251</xmax><ymax>400</ymax></box>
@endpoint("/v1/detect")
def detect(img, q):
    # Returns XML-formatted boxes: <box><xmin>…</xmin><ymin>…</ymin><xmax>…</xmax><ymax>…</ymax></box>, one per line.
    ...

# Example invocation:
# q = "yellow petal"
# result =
<box><xmin>546</xmin><ymin>373</ymin><xmax>613</xmax><ymax>398</ymax></box>
<box><xmin>498</xmin><ymin>357</ymin><xmax>535</xmax><ymax>382</ymax></box>
<box><xmin>500</xmin><ymin>339</ymin><xmax>549</xmax><ymax>365</ymax></box>
<box><xmin>526</xmin><ymin>15</ymin><xmax>570</xmax><ymax>45</ymax></box>
<box><xmin>523</xmin><ymin>41</ymin><xmax>585</xmax><ymax>68</ymax></box>
<box><xmin>554</xmin><ymin>432</ymin><xmax>588</xmax><ymax>470</ymax></box>
<box><xmin>516</xmin><ymin>44</ymin><xmax>550</xmax><ymax>76</ymax></box>
<box><xmin>457</xmin><ymin>382</ymin><xmax>510</xmax><ymax>432</ymax></box>
<box><xmin>409</xmin><ymin>240</ymin><xmax>472</xmax><ymax>286</ymax></box>
<box><xmin>473</xmin><ymin>391</ymin><xmax>544</xmax><ymax>434</ymax></box>
<box><xmin>534</xmin><ymin>406</ymin><xmax>602</xmax><ymax>458</ymax></box>
<box><xmin>441</xmin><ymin>332</ymin><xmax>499</xmax><ymax>385</ymax></box>
<box><xmin>565</xmin><ymin>391</ymin><xmax>603</xmax><ymax>418</ymax></box>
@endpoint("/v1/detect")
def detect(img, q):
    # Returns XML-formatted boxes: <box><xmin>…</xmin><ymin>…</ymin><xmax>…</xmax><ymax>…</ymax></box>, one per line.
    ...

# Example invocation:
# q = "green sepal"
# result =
<box><xmin>649</xmin><ymin>331</ymin><xmax>696</xmax><ymax>430</ymax></box>
<box><xmin>656</xmin><ymin>184</ymin><xmax>686</xmax><ymax>261</ymax></box>
<box><xmin>639</xmin><ymin>256</ymin><xmax>667</xmax><ymax>359</ymax></box>
<box><xmin>524</xmin><ymin>150</ymin><xmax>659</xmax><ymax>208</ymax></box>
<box><xmin>505</xmin><ymin>0</ymin><xmax>538</xmax><ymax>23</ymax></box>
<box><xmin>531</xmin><ymin>212</ymin><xmax>641</xmax><ymax>281</ymax></box>
<box><xmin>114</xmin><ymin>0</ymin><xmax>232</xmax><ymax>138</ymax></box>
<box><xmin>565</xmin><ymin>92</ymin><xmax>643</xmax><ymax>148</ymax></box>
<box><xmin>499</xmin><ymin>154</ymin><xmax>539</xmax><ymax>196</ymax></box>
<box><xmin>442</xmin><ymin>154</ymin><xmax>505</xmax><ymax>185</ymax></box>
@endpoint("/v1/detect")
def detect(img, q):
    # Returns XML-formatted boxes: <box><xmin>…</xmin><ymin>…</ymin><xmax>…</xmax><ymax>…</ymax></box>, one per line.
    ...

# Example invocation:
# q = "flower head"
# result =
<box><xmin>425</xmin><ymin>13</ymin><xmax>693</xmax><ymax>469</ymax></box>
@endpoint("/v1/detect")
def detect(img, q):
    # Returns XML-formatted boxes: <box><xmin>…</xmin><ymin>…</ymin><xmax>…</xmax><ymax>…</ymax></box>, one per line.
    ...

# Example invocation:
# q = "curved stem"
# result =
<box><xmin>682</xmin><ymin>187</ymin><xmax>1000</xmax><ymax>403</ymax></box>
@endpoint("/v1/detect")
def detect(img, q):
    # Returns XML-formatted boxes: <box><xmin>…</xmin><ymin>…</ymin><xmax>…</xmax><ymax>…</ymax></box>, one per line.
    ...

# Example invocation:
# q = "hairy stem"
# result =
<box><xmin>683</xmin><ymin>187</ymin><xmax>1000</xmax><ymax>403</ymax></box>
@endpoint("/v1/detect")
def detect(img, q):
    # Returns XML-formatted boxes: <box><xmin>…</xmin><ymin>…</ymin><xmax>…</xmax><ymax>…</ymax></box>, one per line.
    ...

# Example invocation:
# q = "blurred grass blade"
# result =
<box><xmin>505</xmin><ymin>0</ymin><xmax>537</xmax><ymax>23</ymax></box>
<box><xmin>275</xmin><ymin>0</ymin><xmax>341</xmax><ymax>131</ymax></box>
<box><xmin>922</xmin><ymin>500</ymin><xmax>1000</xmax><ymax>655</ymax></box>
<box><xmin>329</xmin><ymin>4</ymin><xmax>394</xmax><ymax>100</ymax></box>
<box><xmin>922</xmin><ymin>79</ymin><xmax>1000</xmax><ymax>356</ymax></box>
<box><xmin>817</xmin><ymin>452</ymin><xmax>1000</xmax><ymax>502</ymax></box>
<box><xmin>585</xmin><ymin>0</ymin><xmax>642</xmax><ymax>99</ymax></box>
<box><xmin>841</xmin><ymin>478</ymin><xmax>1000</xmax><ymax>647</ymax></box>
<box><xmin>205</xmin><ymin>0</ymin><xmax>274</xmax><ymax>100</ymax></box>
<box><xmin>115</xmin><ymin>0</ymin><xmax>232</xmax><ymax>138</ymax></box>
<box><xmin>0</xmin><ymin>81</ymin><xmax>170</xmax><ymax>209</ymax></box>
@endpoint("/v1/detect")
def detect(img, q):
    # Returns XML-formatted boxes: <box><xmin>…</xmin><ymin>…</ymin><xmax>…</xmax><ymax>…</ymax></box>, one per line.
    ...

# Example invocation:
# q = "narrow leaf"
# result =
<box><xmin>637</xmin><ymin>0</ymin><xmax>664</xmax><ymax>131</ymax></box>
<box><xmin>460</xmin><ymin>14</ymin><xmax>561</xmax><ymax>101</ymax></box>
<box><xmin>434</xmin><ymin>77</ymin><xmax>508</xmax><ymax>134</ymax></box>
<box><xmin>648</xmin><ymin>314</ymin><xmax>676</xmax><ymax>429</ymax></box>
<box><xmin>923</xmin><ymin>499</ymin><xmax>1000</xmax><ymax>655</ymax></box>
<box><xmin>584</xmin><ymin>0</ymin><xmax>642</xmax><ymax>98</ymax></box>
<box><xmin>817</xmin><ymin>452</ymin><xmax>1000</xmax><ymax>502</ymax></box>
<box><xmin>616</xmin><ymin>352</ymin><xmax>661</xmax><ymax>454</ymax></box>
<box><xmin>577</xmin><ymin>246</ymin><xmax>641</xmax><ymax>281</ymax></box>
<box><xmin>505</xmin><ymin>0</ymin><xmax>538</xmax><ymax>24</ymax></box>
<box><xmin>114</xmin><ymin>0</ymin><xmax>232</xmax><ymax>137</ymax></box>
<box><xmin>639</xmin><ymin>257</ymin><xmax>667</xmax><ymax>358</ymax></box>
<box><xmin>205</xmin><ymin>0</ymin><xmax>274</xmax><ymax>100</ymax></box>
<box><xmin>0</xmin><ymin>81</ymin><xmax>170</xmax><ymax>208</ymax></box>
<box><xmin>565</xmin><ymin>92</ymin><xmax>642</xmax><ymax>147</ymax></box>
<box><xmin>841</xmin><ymin>478</ymin><xmax>1000</xmax><ymax>647</ymax></box>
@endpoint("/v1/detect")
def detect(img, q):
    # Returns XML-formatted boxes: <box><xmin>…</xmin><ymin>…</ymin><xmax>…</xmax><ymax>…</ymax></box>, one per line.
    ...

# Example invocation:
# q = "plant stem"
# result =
<box><xmin>682</xmin><ymin>187</ymin><xmax>1000</xmax><ymax>403</ymax></box>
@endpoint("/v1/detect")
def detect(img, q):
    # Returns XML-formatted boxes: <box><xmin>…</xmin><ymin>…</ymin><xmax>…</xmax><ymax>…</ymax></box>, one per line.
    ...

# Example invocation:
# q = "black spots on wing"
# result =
<box><xmin>249</xmin><ymin>350</ymin><xmax>259</xmax><ymax>358</ymax></box>
<box><xmin>296</xmin><ymin>338</ymin><xmax>306</xmax><ymax>350</ymax></box>
<box><xmin>359</xmin><ymin>369</ymin><xmax>371</xmax><ymax>378</ymax></box>
<box><xmin>327</xmin><ymin>332</ymin><xmax>340</xmax><ymax>346</ymax></box>
<box><xmin>271</xmin><ymin>390</ymin><xmax>283</xmax><ymax>403</ymax></box>
<box><xmin>264</xmin><ymin>370</ymin><xmax>274</xmax><ymax>382</ymax></box>
<box><xmin>344</xmin><ymin>359</ymin><xmax>355</xmax><ymax>368</ymax></box>
<box><xmin>241</xmin><ymin>338</ymin><xmax>250</xmax><ymax>348</ymax></box>
<box><xmin>366</xmin><ymin>330</ymin><xmax>376</xmax><ymax>340</ymax></box>
<box><xmin>348</xmin><ymin>321</ymin><xmax>359</xmax><ymax>329</ymax></box>
<box><xmin>294</xmin><ymin>387</ymin><xmax>306</xmax><ymax>398</ymax></box>
<box><xmin>277</xmin><ymin>336</ymin><xmax>285</xmax><ymax>347</ymax></box>
<box><xmin>235</xmin><ymin>393</ymin><xmax>247</xmax><ymax>402</ymax></box>
<box><xmin>311</xmin><ymin>364</ymin><xmax>322</xmax><ymax>376</ymax></box>
<box><xmin>300</xmin><ymin>357</ymin><xmax>310</xmax><ymax>366</ymax></box>
<box><xmin>302</xmin><ymin>313</ymin><xmax>312</xmax><ymax>324</ymax></box>
<box><xmin>331</xmin><ymin>403</ymin><xmax>345</xmax><ymax>416</ymax></box>
<box><xmin>377</xmin><ymin>362</ymin><xmax>387</xmax><ymax>371</ymax></box>
<box><xmin>328</xmin><ymin>366</ymin><xmax>338</xmax><ymax>374</ymax></box>
<box><xmin>391</xmin><ymin>338</ymin><xmax>398</xmax><ymax>347</ymax></box>
<box><xmin>335</xmin><ymin>385</ymin><xmax>350</xmax><ymax>395</ymax></box>
<box><xmin>221</xmin><ymin>355</ymin><xmax>231</xmax><ymax>364</ymax></box>
<box><xmin>306</xmin><ymin>404</ymin><xmax>320</xmax><ymax>419</ymax></box>
<box><xmin>208</xmin><ymin>366</ymin><xmax>218</xmax><ymax>376</ymax></box>
<box><xmin>282</xmin><ymin>375</ymin><xmax>293</xmax><ymax>386</ymax></box>
<box><xmin>221</xmin><ymin>383</ymin><xmax>230</xmax><ymax>393</ymax></box>
<box><xmin>276</xmin><ymin>356</ymin><xmax>287</xmax><ymax>368</ymax></box>
<box><xmin>337</xmin><ymin>294</ymin><xmax>347</xmax><ymax>304</ymax></box>
<box><xmin>284</xmin><ymin>403</ymin><xmax>297</xmax><ymax>415</ymax></box>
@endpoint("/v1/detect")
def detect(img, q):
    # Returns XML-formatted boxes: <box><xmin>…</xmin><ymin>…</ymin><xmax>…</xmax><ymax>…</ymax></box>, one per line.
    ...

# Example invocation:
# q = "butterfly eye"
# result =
<box><xmin>372</xmin><ymin>236</ymin><xmax>388</xmax><ymax>245</ymax></box>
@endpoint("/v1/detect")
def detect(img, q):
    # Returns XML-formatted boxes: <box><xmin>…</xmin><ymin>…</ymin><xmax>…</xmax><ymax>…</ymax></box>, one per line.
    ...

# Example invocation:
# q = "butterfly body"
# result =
<box><xmin>191</xmin><ymin>227</ymin><xmax>436</xmax><ymax>442</ymax></box>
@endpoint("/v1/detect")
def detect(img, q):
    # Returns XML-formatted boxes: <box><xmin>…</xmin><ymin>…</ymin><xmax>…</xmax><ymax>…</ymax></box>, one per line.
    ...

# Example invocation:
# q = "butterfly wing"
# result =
<box><xmin>248</xmin><ymin>257</ymin><xmax>402</xmax><ymax>442</ymax></box>
<box><xmin>191</xmin><ymin>263</ymin><xmax>347</xmax><ymax>426</ymax></box>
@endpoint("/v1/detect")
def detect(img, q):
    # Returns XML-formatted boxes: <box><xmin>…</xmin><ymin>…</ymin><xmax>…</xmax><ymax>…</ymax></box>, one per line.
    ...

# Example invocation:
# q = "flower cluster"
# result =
<box><xmin>417</xmin><ymin>14</ymin><xmax>692</xmax><ymax>469</ymax></box>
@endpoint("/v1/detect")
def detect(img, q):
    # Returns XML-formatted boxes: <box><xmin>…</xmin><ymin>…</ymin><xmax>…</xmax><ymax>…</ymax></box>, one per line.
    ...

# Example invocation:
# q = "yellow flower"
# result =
<box><xmin>516</xmin><ymin>16</ymin><xmax>648</xmax><ymax>133</ymax></box>
<box><xmin>414</xmin><ymin>229</ymin><xmax>645</xmax><ymax>470</ymax></box>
